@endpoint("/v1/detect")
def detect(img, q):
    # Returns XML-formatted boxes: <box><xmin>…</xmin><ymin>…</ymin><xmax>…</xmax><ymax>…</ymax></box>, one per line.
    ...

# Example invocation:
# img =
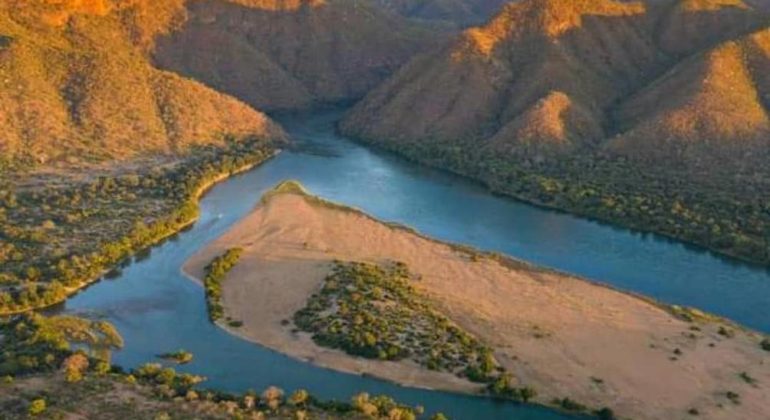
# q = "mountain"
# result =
<box><xmin>342</xmin><ymin>0</ymin><xmax>664</xmax><ymax>158</ymax></box>
<box><xmin>0</xmin><ymin>0</ymin><xmax>284</xmax><ymax>167</ymax></box>
<box><xmin>371</xmin><ymin>0</ymin><xmax>509</xmax><ymax>25</ymax></box>
<box><xmin>341</xmin><ymin>0</ymin><xmax>769</xmax><ymax>166</ymax></box>
<box><xmin>152</xmin><ymin>0</ymin><xmax>445</xmax><ymax>111</ymax></box>
<box><xmin>609</xmin><ymin>27</ymin><xmax>770</xmax><ymax>167</ymax></box>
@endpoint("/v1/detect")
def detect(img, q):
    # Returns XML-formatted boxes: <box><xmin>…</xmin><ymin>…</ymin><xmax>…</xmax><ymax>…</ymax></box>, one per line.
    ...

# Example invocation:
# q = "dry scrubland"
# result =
<box><xmin>185</xmin><ymin>183</ymin><xmax>770</xmax><ymax>420</ymax></box>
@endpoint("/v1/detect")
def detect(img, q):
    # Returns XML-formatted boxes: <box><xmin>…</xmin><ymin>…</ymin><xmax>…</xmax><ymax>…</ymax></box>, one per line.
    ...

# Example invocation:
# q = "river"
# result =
<box><xmin>54</xmin><ymin>110</ymin><xmax>770</xmax><ymax>419</ymax></box>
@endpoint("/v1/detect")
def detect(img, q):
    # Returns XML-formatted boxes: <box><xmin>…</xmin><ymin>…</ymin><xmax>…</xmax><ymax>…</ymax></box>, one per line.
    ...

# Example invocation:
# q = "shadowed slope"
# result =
<box><xmin>153</xmin><ymin>0</ymin><xmax>444</xmax><ymax>111</ymax></box>
<box><xmin>657</xmin><ymin>0</ymin><xmax>767</xmax><ymax>56</ymax></box>
<box><xmin>341</xmin><ymin>0</ymin><xmax>662</xmax><ymax>156</ymax></box>
<box><xmin>371</xmin><ymin>0</ymin><xmax>509</xmax><ymax>25</ymax></box>
<box><xmin>609</xmin><ymin>27</ymin><xmax>770</xmax><ymax>166</ymax></box>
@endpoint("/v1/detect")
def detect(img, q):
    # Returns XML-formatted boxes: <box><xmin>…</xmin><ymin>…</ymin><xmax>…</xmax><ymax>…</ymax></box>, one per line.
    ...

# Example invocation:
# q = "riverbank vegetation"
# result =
<box><xmin>360</xmin><ymin>140</ymin><xmax>770</xmax><ymax>266</ymax></box>
<box><xmin>203</xmin><ymin>248</ymin><xmax>244</xmax><ymax>322</ymax></box>
<box><xmin>157</xmin><ymin>350</ymin><xmax>194</xmax><ymax>365</ymax></box>
<box><xmin>293</xmin><ymin>261</ymin><xmax>506</xmax><ymax>384</ymax></box>
<box><xmin>0</xmin><ymin>314</ymin><xmax>123</xmax><ymax>378</ymax></box>
<box><xmin>0</xmin><ymin>138</ymin><xmax>276</xmax><ymax>315</ymax></box>
<box><xmin>0</xmin><ymin>313</ymin><xmax>429</xmax><ymax>419</ymax></box>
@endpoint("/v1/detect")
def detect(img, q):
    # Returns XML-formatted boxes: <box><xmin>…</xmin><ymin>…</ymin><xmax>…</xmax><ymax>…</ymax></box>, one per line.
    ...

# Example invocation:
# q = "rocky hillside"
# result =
<box><xmin>371</xmin><ymin>0</ymin><xmax>509</xmax><ymax>25</ymax></box>
<box><xmin>609</xmin><ymin>27</ymin><xmax>770</xmax><ymax>168</ymax></box>
<box><xmin>153</xmin><ymin>0</ymin><xmax>445</xmax><ymax>111</ymax></box>
<box><xmin>0</xmin><ymin>0</ymin><xmax>284</xmax><ymax>167</ymax></box>
<box><xmin>341</xmin><ymin>0</ymin><xmax>770</xmax><ymax>167</ymax></box>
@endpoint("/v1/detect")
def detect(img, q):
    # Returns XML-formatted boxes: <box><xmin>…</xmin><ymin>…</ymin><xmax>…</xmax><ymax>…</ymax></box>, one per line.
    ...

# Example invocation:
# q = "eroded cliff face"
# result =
<box><xmin>152</xmin><ymin>0</ymin><xmax>446</xmax><ymax>111</ymax></box>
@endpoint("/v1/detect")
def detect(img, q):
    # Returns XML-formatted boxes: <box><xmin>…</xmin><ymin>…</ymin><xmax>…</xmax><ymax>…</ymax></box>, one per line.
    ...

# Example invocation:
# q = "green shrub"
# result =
<box><xmin>28</xmin><ymin>399</ymin><xmax>46</xmax><ymax>416</ymax></box>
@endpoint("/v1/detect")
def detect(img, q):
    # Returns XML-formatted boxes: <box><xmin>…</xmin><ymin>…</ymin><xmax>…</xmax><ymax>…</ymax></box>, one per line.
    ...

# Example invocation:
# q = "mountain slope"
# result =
<box><xmin>340</xmin><ymin>0</ymin><xmax>770</xmax><ymax>265</ymax></box>
<box><xmin>341</xmin><ymin>0</ymin><xmax>769</xmax><ymax>166</ymax></box>
<box><xmin>371</xmin><ymin>0</ymin><xmax>509</xmax><ymax>25</ymax></box>
<box><xmin>341</xmin><ymin>0</ymin><xmax>664</xmax><ymax>158</ymax></box>
<box><xmin>609</xmin><ymin>27</ymin><xmax>770</xmax><ymax>166</ymax></box>
<box><xmin>153</xmin><ymin>0</ymin><xmax>444</xmax><ymax>111</ymax></box>
<box><xmin>656</xmin><ymin>0</ymin><xmax>767</xmax><ymax>56</ymax></box>
<box><xmin>0</xmin><ymin>1</ymin><xmax>283</xmax><ymax>166</ymax></box>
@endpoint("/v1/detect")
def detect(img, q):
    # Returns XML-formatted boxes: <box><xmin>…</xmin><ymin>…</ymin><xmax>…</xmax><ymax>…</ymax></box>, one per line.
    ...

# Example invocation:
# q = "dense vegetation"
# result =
<box><xmin>0</xmin><ymin>314</ymin><xmax>123</xmax><ymax>378</ymax></box>
<box><xmin>203</xmin><ymin>248</ymin><xmax>244</xmax><ymax>322</ymax></box>
<box><xmin>0</xmin><ymin>138</ymin><xmax>275</xmax><ymax>315</ymax></box>
<box><xmin>0</xmin><ymin>313</ymin><xmax>429</xmax><ymax>419</ymax></box>
<box><xmin>364</xmin><ymin>139</ymin><xmax>770</xmax><ymax>266</ymax></box>
<box><xmin>294</xmin><ymin>261</ymin><xmax>507</xmax><ymax>384</ymax></box>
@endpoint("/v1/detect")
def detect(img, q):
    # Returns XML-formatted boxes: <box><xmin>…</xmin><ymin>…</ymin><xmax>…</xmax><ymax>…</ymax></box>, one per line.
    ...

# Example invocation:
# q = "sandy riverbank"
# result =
<box><xmin>184</xmin><ymin>182</ymin><xmax>770</xmax><ymax>420</ymax></box>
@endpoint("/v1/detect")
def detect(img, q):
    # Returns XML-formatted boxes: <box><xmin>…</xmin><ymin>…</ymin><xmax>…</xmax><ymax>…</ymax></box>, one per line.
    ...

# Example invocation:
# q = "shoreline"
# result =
<box><xmin>181</xmin><ymin>264</ymin><xmax>480</xmax><ymax>396</ymax></box>
<box><xmin>183</xmin><ymin>184</ymin><xmax>770</xmax><ymax>420</ymax></box>
<box><xmin>339</xmin><ymin>131</ymin><xmax>770</xmax><ymax>269</ymax></box>
<box><xmin>0</xmin><ymin>151</ymin><xmax>280</xmax><ymax>317</ymax></box>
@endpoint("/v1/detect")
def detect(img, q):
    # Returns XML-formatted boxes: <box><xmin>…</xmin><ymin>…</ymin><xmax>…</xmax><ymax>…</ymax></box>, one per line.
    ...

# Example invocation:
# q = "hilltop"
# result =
<box><xmin>342</xmin><ymin>0</ymin><xmax>769</xmax><ymax>164</ymax></box>
<box><xmin>0</xmin><ymin>0</ymin><xmax>451</xmax><ymax>166</ymax></box>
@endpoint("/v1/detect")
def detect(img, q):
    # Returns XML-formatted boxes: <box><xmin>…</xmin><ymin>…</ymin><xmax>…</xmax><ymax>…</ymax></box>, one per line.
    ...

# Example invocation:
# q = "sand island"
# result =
<box><xmin>184</xmin><ymin>181</ymin><xmax>770</xmax><ymax>420</ymax></box>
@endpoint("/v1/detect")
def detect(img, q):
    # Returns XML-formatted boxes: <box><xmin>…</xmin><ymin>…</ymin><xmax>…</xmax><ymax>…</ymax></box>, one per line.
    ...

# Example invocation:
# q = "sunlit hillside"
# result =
<box><xmin>0</xmin><ymin>0</ymin><xmax>284</xmax><ymax>167</ymax></box>
<box><xmin>342</xmin><ymin>0</ymin><xmax>770</xmax><ymax>166</ymax></box>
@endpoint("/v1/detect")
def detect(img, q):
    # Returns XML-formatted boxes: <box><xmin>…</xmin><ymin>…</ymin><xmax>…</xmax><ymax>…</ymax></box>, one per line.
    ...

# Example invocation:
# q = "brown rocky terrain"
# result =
<box><xmin>153</xmin><ymin>0</ymin><xmax>445</xmax><ymax>111</ymax></box>
<box><xmin>609</xmin><ymin>27</ymin><xmax>770</xmax><ymax>166</ymax></box>
<box><xmin>341</xmin><ymin>0</ymin><xmax>770</xmax><ymax>166</ymax></box>
<box><xmin>371</xmin><ymin>0</ymin><xmax>509</xmax><ymax>25</ymax></box>
<box><xmin>0</xmin><ymin>0</ymin><xmax>285</xmax><ymax>167</ymax></box>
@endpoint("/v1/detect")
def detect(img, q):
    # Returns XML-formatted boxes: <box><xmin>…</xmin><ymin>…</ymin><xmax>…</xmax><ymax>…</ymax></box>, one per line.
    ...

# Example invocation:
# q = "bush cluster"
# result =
<box><xmin>360</xmin><ymin>138</ymin><xmax>770</xmax><ymax>266</ymax></box>
<box><xmin>203</xmin><ymin>248</ymin><xmax>243</xmax><ymax>322</ymax></box>
<box><xmin>294</xmin><ymin>261</ymin><xmax>503</xmax><ymax>382</ymax></box>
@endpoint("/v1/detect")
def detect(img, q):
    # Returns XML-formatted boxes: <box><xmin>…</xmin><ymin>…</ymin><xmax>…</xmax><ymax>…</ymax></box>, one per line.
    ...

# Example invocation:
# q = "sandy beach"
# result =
<box><xmin>184</xmin><ymin>183</ymin><xmax>770</xmax><ymax>420</ymax></box>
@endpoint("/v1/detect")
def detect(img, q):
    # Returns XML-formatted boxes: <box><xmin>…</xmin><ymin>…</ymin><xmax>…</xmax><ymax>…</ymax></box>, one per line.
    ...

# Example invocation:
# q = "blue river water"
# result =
<box><xmin>55</xmin><ymin>110</ymin><xmax>770</xmax><ymax>419</ymax></box>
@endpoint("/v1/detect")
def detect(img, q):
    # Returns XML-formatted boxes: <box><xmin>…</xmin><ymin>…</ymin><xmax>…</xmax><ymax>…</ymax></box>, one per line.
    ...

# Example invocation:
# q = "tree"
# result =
<box><xmin>262</xmin><ymin>386</ymin><xmax>284</xmax><ymax>411</ymax></box>
<box><xmin>518</xmin><ymin>386</ymin><xmax>537</xmax><ymax>403</ymax></box>
<box><xmin>289</xmin><ymin>389</ymin><xmax>309</xmax><ymax>407</ymax></box>
<box><xmin>62</xmin><ymin>353</ymin><xmax>89</xmax><ymax>383</ymax></box>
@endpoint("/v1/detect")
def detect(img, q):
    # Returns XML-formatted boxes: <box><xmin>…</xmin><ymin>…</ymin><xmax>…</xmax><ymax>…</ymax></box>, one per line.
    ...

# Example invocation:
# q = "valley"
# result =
<box><xmin>2</xmin><ymin>1</ymin><xmax>770</xmax><ymax>419</ymax></box>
